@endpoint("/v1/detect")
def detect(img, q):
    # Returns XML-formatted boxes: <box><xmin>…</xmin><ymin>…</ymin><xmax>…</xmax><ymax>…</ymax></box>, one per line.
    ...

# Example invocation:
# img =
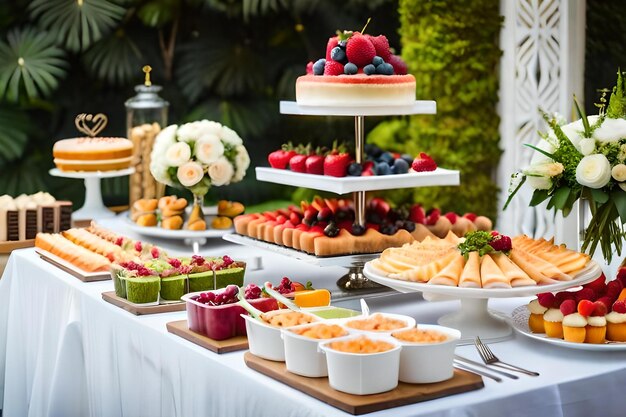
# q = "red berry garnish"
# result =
<box><xmin>592</xmin><ymin>300</ymin><xmax>608</xmax><ymax>316</ymax></box>
<box><xmin>115</xmin><ymin>236</ymin><xmax>124</xmax><ymax>246</ymax></box>
<box><xmin>537</xmin><ymin>292</ymin><xmax>555</xmax><ymax>308</ymax></box>
<box><xmin>583</xmin><ymin>274</ymin><xmax>607</xmax><ymax>293</ymax></box>
<box><xmin>612</xmin><ymin>300</ymin><xmax>626</xmax><ymax>314</ymax></box>
<box><xmin>306</xmin><ymin>61</ymin><xmax>313</xmax><ymax>75</ymax></box>
<box><xmin>323</xmin><ymin>60</ymin><xmax>344</xmax><ymax>76</ymax></box>
<box><xmin>463</xmin><ymin>213</ymin><xmax>477</xmax><ymax>222</ymax></box>
<box><xmin>325</xmin><ymin>36</ymin><xmax>339</xmax><ymax>60</ymax></box>
<box><xmin>425</xmin><ymin>208</ymin><xmax>440</xmax><ymax>226</ymax></box>
<box><xmin>134</xmin><ymin>241</ymin><xmax>142</xmax><ymax>252</ymax></box>
<box><xmin>490</xmin><ymin>231</ymin><xmax>500</xmax><ymax>236</ymax></box>
<box><xmin>574</xmin><ymin>287</ymin><xmax>596</xmax><ymax>302</ymax></box>
<box><xmin>345</xmin><ymin>34</ymin><xmax>376</xmax><ymax>67</ymax></box>
<box><xmin>388</xmin><ymin>54</ymin><xmax>408</xmax><ymax>75</ymax></box>
<box><xmin>489</xmin><ymin>234</ymin><xmax>512</xmax><ymax>252</ymax></box>
<box><xmin>168</xmin><ymin>258</ymin><xmax>181</xmax><ymax>268</ymax></box>
<box><xmin>559</xmin><ymin>299</ymin><xmax>576</xmax><ymax>316</ymax></box>
<box><xmin>596</xmin><ymin>296</ymin><xmax>613</xmax><ymax>310</ymax></box>
<box><xmin>411</xmin><ymin>152</ymin><xmax>437</xmax><ymax>172</ymax></box>
<box><xmin>617</xmin><ymin>267</ymin><xmax>626</xmax><ymax>287</ymax></box>
<box><xmin>409</xmin><ymin>204</ymin><xmax>426</xmax><ymax>224</ymax></box>
<box><xmin>151</xmin><ymin>247</ymin><xmax>159</xmax><ymax>259</ymax></box>
<box><xmin>577</xmin><ymin>299</ymin><xmax>595</xmax><ymax>317</ymax></box>
<box><xmin>365</xmin><ymin>34</ymin><xmax>391</xmax><ymax>61</ymax></box>
<box><xmin>553</xmin><ymin>291</ymin><xmax>574</xmax><ymax>307</ymax></box>
<box><xmin>606</xmin><ymin>279</ymin><xmax>624</xmax><ymax>299</ymax></box>
<box><xmin>444</xmin><ymin>212</ymin><xmax>458</xmax><ymax>224</ymax></box>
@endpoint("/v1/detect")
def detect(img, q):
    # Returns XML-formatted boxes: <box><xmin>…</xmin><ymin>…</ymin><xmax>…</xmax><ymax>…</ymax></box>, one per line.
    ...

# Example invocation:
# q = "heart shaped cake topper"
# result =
<box><xmin>74</xmin><ymin>113</ymin><xmax>108</xmax><ymax>137</ymax></box>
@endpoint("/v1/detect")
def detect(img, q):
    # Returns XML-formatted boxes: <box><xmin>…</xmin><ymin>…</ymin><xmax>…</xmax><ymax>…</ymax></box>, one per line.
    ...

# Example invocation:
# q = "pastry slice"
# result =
<box><xmin>510</xmin><ymin>248</ymin><xmax>571</xmax><ymax>283</ymax></box>
<box><xmin>459</xmin><ymin>251</ymin><xmax>481</xmax><ymax>288</ymax></box>
<box><xmin>491</xmin><ymin>252</ymin><xmax>536</xmax><ymax>287</ymax></box>
<box><xmin>480</xmin><ymin>254</ymin><xmax>511</xmax><ymax>289</ymax></box>
<box><xmin>391</xmin><ymin>251</ymin><xmax>458</xmax><ymax>282</ymax></box>
<box><xmin>428</xmin><ymin>252</ymin><xmax>465</xmax><ymax>286</ymax></box>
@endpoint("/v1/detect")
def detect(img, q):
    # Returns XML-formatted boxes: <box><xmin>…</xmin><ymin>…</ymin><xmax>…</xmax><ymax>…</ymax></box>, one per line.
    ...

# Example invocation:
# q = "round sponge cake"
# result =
<box><xmin>53</xmin><ymin>137</ymin><xmax>134</xmax><ymax>172</ymax></box>
<box><xmin>295</xmin><ymin>74</ymin><xmax>416</xmax><ymax>107</ymax></box>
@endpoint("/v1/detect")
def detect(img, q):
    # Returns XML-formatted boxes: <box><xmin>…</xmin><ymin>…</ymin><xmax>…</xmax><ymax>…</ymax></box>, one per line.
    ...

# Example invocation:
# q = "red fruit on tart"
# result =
<box><xmin>606</xmin><ymin>279</ymin><xmax>624</xmax><ymax>299</ymax></box>
<box><xmin>325</xmin><ymin>36</ymin><xmax>339</xmax><ymax>60</ymax></box>
<box><xmin>411</xmin><ymin>152</ymin><xmax>437</xmax><ymax>172</ymax></box>
<box><xmin>388</xmin><ymin>54</ymin><xmax>408</xmax><ymax>75</ymax></box>
<box><xmin>574</xmin><ymin>287</ymin><xmax>597</xmax><ymax>303</ymax></box>
<box><xmin>409</xmin><ymin>205</ymin><xmax>426</xmax><ymax>224</ymax></box>
<box><xmin>444</xmin><ymin>212</ymin><xmax>458</xmax><ymax>224</ymax></box>
<box><xmin>463</xmin><ymin>213</ymin><xmax>478</xmax><ymax>222</ymax></box>
<box><xmin>306</xmin><ymin>61</ymin><xmax>313</xmax><ymax>75</ymax></box>
<box><xmin>577</xmin><ymin>299</ymin><xmax>595</xmax><ymax>317</ymax></box>
<box><xmin>425</xmin><ymin>208</ymin><xmax>440</xmax><ymax>225</ymax></box>
<box><xmin>489</xmin><ymin>234</ymin><xmax>512</xmax><ymax>252</ymax></box>
<box><xmin>559</xmin><ymin>299</ymin><xmax>576</xmax><ymax>316</ymax></box>
<box><xmin>553</xmin><ymin>291</ymin><xmax>574</xmax><ymax>307</ymax></box>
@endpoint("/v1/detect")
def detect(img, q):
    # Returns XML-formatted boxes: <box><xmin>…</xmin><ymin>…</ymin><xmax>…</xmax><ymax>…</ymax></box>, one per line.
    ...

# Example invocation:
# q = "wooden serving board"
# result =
<box><xmin>36</xmin><ymin>248</ymin><xmax>110</xmax><ymax>282</ymax></box>
<box><xmin>0</xmin><ymin>239</ymin><xmax>35</xmax><ymax>254</ymax></box>
<box><xmin>167</xmin><ymin>320</ymin><xmax>249</xmax><ymax>354</ymax></box>
<box><xmin>102</xmin><ymin>291</ymin><xmax>186</xmax><ymax>315</ymax></box>
<box><xmin>244</xmin><ymin>352</ymin><xmax>484</xmax><ymax>415</ymax></box>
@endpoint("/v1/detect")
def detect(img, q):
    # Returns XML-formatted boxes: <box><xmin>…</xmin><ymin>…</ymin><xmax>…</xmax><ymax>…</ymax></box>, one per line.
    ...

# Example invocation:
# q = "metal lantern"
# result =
<box><xmin>125</xmin><ymin>66</ymin><xmax>169</xmax><ymax>205</ymax></box>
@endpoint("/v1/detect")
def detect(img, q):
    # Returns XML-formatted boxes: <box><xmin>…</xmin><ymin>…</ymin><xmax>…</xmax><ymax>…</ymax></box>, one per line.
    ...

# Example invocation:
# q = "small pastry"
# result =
<box><xmin>211</xmin><ymin>216</ymin><xmax>233</xmax><ymax>230</ymax></box>
<box><xmin>217</xmin><ymin>200</ymin><xmax>245</xmax><ymax>218</ymax></box>
<box><xmin>606</xmin><ymin>300</ymin><xmax>626</xmax><ymax>342</ymax></box>
<box><xmin>543</xmin><ymin>308</ymin><xmax>564</xmax><ymax>339</ymax></box>
<box><xmin>136</xmin><ymin>213</ymin><xmax>157</xmax><ymax>227</ymax></box>
<box><xmin>585</xmin><ymin>315</ymin><xmax>607</xmax><ymax>344</ymax></box>
<box><xmin>161</xmin><ymin>216</ymin><xmax>183</xmax><ymax>230</ymax></box>
<box><xmin>527</xmin><ymin>298</ymin><xmax>548</xmax><ymax>333</ymax></box>
<box><xmin>560</xmin><ymin>300</ymin><xmax>586</xmax><ymax>343</ymax></box>
<box><xmin>474</xmin><ymin>215</ymin><xmax>492</xmax><ymax>231</ymax></box>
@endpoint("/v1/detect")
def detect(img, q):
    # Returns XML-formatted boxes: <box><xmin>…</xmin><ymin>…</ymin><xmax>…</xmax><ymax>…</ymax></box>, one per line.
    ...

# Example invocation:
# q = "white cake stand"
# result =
<box><xmin>49</xmin><ymin>168</ymin><xmax>135</xmax><ymax>221</ymax></box>
<box><xmin>363</xmin><ymin>260</ymin><xmax>603</xmax><ymax>344</ymax></box>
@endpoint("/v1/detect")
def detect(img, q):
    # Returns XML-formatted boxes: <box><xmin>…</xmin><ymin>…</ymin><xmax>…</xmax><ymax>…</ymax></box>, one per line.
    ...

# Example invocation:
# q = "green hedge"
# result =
<box><xmin>367</xmin><ymin>0</ymin><xmax>503</xmax><ymax>221</ymax></box>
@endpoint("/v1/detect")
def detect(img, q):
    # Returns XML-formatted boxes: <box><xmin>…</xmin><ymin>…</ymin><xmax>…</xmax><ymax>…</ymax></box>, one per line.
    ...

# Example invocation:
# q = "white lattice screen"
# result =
<box><xmin>497</xmin><ymin>0</ymin><xmax>586</xmax><ymax>248</ymax></box>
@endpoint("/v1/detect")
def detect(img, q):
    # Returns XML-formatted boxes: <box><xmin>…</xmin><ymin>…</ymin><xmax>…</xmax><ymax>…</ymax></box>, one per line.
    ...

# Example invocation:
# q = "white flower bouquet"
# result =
<box><xmin>506</xmin><ymin>70</ymin><xmax>626</xmax><ymax>263</ymax></box>
<box><xmin>150</xmin><ymin>120</ymin><xmax>250</xmax><ymax>197</ymax></box>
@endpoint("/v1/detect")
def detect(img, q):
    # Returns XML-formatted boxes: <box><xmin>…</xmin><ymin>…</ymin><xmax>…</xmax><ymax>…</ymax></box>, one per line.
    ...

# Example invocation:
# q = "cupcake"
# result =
<box><xmin>585</xmin><ymin>315</ymin><xmax>607</xmax><ymax>344</ymax></box>
<box><xmin>543</xmin><ymin>308</ymin><xmax>564</xmax><ymax>339</ymax></box>
<box><xmin>527</xmin><ymin>298</ymin><xmax>548</xmax><ymax>333</ymax></box>
<box><xmin>606</xmin><ymin>300</ymin><xmax>626</xmax><ymax>342</ymax></box>
<box><xmin>560</xmin><ymin>299</ymin><xmax>586</xmax><ymax>343</ymax></box>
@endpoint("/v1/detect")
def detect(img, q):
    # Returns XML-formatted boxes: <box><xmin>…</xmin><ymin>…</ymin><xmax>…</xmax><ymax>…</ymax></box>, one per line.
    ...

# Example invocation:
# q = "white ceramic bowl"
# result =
<box><xmin>282</xmin><ymin>322</ymin><xmax>350</xmax><ymax>377</ymax></box>
<box><xmin>242</xmin><ymin>309</ymin><xmax>318</xmax><ymax>362</ymax></box>
<box><xmin>319</xmin><ymin>335</ymin><xmax>401</xmax><ymax>395</ymax></box>
<box><xmin>340</xmin><ymin>312</ymin><xmax>416</xmax><ymax>335</ymax></box>
<box><xmin>391</xmin><ymin>324</ymin><xmax>461</xmax><ymax>383</ymax></box>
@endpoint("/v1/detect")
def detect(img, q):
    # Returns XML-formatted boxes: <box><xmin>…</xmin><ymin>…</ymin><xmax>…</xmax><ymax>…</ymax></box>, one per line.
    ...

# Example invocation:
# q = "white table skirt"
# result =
<box><xmin>2</xmin><ymin>222</ymin><xmax>626</xmax><ymax>416</ymax></box>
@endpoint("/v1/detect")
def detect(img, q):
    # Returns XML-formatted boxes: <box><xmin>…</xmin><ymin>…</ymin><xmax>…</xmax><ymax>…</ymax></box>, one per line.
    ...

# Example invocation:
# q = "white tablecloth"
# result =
<box><xmin>2</xmin><ymin>218</ymin><xmax>626</xmax><ymax>417</ymax></box>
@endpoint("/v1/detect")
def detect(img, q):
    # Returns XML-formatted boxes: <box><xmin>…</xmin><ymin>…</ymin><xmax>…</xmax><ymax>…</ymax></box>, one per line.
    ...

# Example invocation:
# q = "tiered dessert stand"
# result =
<box><xmin>224</xmin><ymin>100</ymin><xmax>460</xmax><ymax>298</ymax></box>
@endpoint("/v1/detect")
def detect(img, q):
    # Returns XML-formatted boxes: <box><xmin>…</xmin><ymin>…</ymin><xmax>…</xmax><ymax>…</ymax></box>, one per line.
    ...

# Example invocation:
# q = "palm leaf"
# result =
<box><xmin>0</xmin><ymin>154</ymin><xmax>48</xmax><ymax>195</ymax></box>
<box><xmin>138</xmin><ymin>0</ymin><xmax>181</xmax><ymax>28</ymax></box>
<box><xmin>0</xmin><ymin>105</ymin><xmax>31</xmax><ymax>166</ymax></box>
<box><xmin>29</xmin><ymin>0</ymin><xmax>126</xmax><ymax>52</ymax></box>
<box><xmin>0</xmin><ymin>27</ymin><xmax>67</xmax><ymax>102</ymax></box>
<box><xmin>82</xmin><ymin>31</ymin><xmax>142</xmax><ymax>85</ymax></box>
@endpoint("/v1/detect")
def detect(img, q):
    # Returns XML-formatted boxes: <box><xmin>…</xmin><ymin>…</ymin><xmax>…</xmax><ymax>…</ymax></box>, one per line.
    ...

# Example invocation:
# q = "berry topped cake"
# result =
<box><xmin>296</xmin><ymin>29</ymin><xmax>415</xmax><ymax>107</ymax></box>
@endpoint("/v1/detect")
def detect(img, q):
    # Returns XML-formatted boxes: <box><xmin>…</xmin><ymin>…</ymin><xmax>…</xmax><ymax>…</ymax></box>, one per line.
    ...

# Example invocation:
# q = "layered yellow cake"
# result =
<box><xmin>53</xmin><ymin>137</ymin><xmax>133</xmax><ymax>172</ymax></box>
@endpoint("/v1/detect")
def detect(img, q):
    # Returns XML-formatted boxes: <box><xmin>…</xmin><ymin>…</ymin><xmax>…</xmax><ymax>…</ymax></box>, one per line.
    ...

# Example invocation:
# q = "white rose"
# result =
<box><xmin>176</xmin><ymin>121</ymin><xmax>203</xmax><ymax>142</ymax></box>
<box><xmin>576</xmin><ymin>154</ymin><xmax>612</xmax><ymax>189</ymax></box>
<box><xmin>530</xmin><ymin>137</ymin><xmax>557</xmax><ymax>165</ymax></box>
<box><xmin>151</xmin><ymin>124</ymin><xmax>178</xmax><ymax>163</ymax></box>
<box><xmin>526</xmin><ymin>175</ymin><xmax>552</xmax><ymax>190</ymax></box>
<box><xmin>560</xmin><ymin>115</ymin><xmax>599</xmax><ymax>148</ymax></box>
<box><xmin>208</xmin><ymin>157</ymin><xmax>234</xmax><ymax>186</ymax></box>
<box><xmin>177</xmin><ymin>161</ymin><xmax>205</xmax><ymax>187</ymax></box>
<box><xmin>194</xmin><ymin>134</ymin><xmax>224</xmax><ymax>164</ymax></box>
<box><xmin>578</xmin><ymin>138</ymin><xmax>596</xmax><ymax>156</ymax></box>
<box><xmin>593</xmin><ymin>117</ymin><xmax>626</xmax><ymax>143</ymax></box>
<box><xmin>612</xmin><ymin>164</ymin><xmax>626</xmax><ymax>182</ymax></box>
<box><xmin>220</xmin><ymin>125</ymin><xmax>243</xmax><ymax>146</ymax></box>
<box><xmin>233</xmin><ymin>145</ymin><xmax>250</xmax><ymax>182</ymax></box>
<box><xmin>525</xmin><ymin>162</ymin><xmax>564</xmax><ymax>178</ymax></box>
<box><xmin>150</xmin><ymin>160</ymin><xmax>173</xmax><ymax>186</ymax></box>
<box><xmin>197</xmin><ymin>120</ymin><xmax>223</xmax><ymax>136</ymax></box>
<box><xmin>165</xmin><ymin>142</ymin><xmax>192</xmax><ymax>167</ymax></box>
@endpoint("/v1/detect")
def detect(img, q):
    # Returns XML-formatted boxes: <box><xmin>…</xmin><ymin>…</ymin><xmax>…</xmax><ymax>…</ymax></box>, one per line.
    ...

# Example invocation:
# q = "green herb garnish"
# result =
<box><xmin>458</xmin><ymin>231</ymin><xmax>494</xmax><ymax>257</ymax></box>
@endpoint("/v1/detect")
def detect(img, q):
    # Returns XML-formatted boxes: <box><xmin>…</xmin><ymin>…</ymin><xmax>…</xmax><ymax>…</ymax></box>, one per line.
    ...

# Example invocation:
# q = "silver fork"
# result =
<box><xmin>474</xmin><ymin>336</ymin><xmax>540</xmax><ymax>376</ymax></box>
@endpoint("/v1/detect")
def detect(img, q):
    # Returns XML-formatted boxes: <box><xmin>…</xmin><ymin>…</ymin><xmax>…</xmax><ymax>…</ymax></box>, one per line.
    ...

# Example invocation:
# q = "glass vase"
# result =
<box><xmin>188</xmin><ymin>193</ymin><xmax>207</xmax><ymax>231</ymax></box>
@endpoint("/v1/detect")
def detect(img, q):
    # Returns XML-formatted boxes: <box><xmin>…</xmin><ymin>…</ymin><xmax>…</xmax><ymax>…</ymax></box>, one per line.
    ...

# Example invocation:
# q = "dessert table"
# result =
<box><xmin>2</xmin><ymin>218</ymin><xmax>626</xmax><ymax>417</ymax></box>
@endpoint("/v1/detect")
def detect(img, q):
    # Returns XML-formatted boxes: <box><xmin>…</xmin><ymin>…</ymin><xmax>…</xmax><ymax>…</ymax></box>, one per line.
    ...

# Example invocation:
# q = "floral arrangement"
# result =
<box><xmin>506</xmin><ymin>70</ymin><xmax>626</xmax><ymax>263</ymax></box>
<box><xmin>150</xmin><ymin>120</ymin><xmax>250</xmax><ymax>197</ymax></box>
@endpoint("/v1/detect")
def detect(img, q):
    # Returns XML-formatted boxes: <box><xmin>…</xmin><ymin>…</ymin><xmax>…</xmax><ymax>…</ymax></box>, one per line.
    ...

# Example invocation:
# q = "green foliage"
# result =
<box><xmin>368</xmin><ymin>0</ymin><xmax>503</xmax><ymax>221</ymax></box>
<box><xmin>83</xmin><ymin>30</ymin><xmax>143</xmax><ymax>85</ymax></box>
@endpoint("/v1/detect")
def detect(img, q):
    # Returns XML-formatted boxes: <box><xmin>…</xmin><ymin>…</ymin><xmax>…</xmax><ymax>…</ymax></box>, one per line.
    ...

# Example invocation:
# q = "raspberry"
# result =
<box><xmin>409</xmin><ymin>205</ymin><xmax>426</xmax><ymax>224</ymax></box>
<box><xmin>596</xmin><ymin>296</ymin><xmax>614</xmax><ymax>310</ymax></box>
<box><xmin>464</xmin><ymin>213</ymin><xmax>477</xmax><ymax>222</ymax></box>
<box><xmin>606</xmin><ymin>279</ymin><xmax>624</xmax><ymax>299</ymax></box>
<box><xmin>365</xmin><ymin>34</ymin><xmax>391</xmax><ymax>61</ymax></box>
<box><xmin>411</xmin><ymin>153</ymin><xmax>437</xmax><ymax>172</ymax></box>
<box><xmin>388</xmin><ymin>54</ymin><xmax>408</xmax><ymax>75</ymax></box>
<box><xmin>584</xmin><ymin>274</ymin><xmax>606</xmax><ymax>292</ymax></box>
<box><xmin>574</xmin><ymin>287</ymin><xmax>596</xmax><ymax>302</ymax></box>
<box><xmin>537</xmin><ymin>292</ymin><xmax>555</xmax><ymax>308</ymax></box>
<box><xmin>425</xmin><ymin>208</ymin><xmax>440</xmax><ymax>226</ymax></box>
<box><xmin>168</xmin><ymin>258</ymin><xmax>182</xmax><ymax>268</ymax></box>
<box><xmin>612</xmin><ymin>300</ymin><xmax>626</xmax><ymax>314</ymax></box>
<box><xmin>325</xmin><ymin>36</ymin><xmax>339</xmax><ymax>60</ymax></box>
<box><xmin>554</xmin><ymin>291</ymin><xmax>574</xmax><ymax>307</ymax></box>
<box><xmin>306</xmin><ymin>61</ymin><xmax>313</xmax><ymax>75</ymax></box>
<box><xmin>323</xmin><ymin>60</ymin><xmax>344</xmax><ymax>76</ymax></box>
<box><xmin>617</xmin><ymin>267</ymin><xmax>626</xmax><ymax>287</ymax></box>
<box><xmin>577</xmin><ymin>299</ymin><xmax>595</xmax><ymax>317</ymax></box>
<box><xmin>490</xmin><ymin>231</ymin><xmax>500</xmax><ymax>236</ymax></box>
<box><xmin>559</xmin><ymin>299</ymin><xmax>576</xmax><ymax>316</ymax></box>
<box><xmin>150</xmin><ymin>247</ymin><xmax>160</xmax><ymax>259</ymax></box>
<box><xmin>444</xmin><ymin>212</ymin><xmax>458</xmax><ymax>224</ymax></box>
<box><xmin>134</xmin><ymin>241</ymin><xmax>142</xmax><ymax>252</ymax></box>
<box><xmin>592</xmin><ymin>300</ymin><xmax>608</xmax><ymax>316</ymax></box>
<box><xmin>346</xmin><ymin>34</ymin><xmax>376</xmax><ymax>67</ymax></box>
<box><xmin>489</xmin><ymin>234</ymin><xmax>512</xmax><ymax>252</ymax></box>
<box><xmin>115</xmin><ymin>236</ymin><xmax>124</xmax><ymax>246</ymax></box>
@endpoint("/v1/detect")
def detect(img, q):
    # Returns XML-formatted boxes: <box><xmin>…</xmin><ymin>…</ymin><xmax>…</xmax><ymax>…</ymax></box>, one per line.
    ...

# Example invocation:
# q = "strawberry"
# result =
<box><xmin>409</xmin><ymin>204</ymin><xmax>426</xmax><ymax>224</ymax></box>
<box><xmin>577</xmin><ymin>299</ymin><xmax>595</xmax><ymax>317</ymax></box>
<box><xmin>411</xmin><ymin>152</ymin><xmax>437</xmax><ymax>172</ymax></box>
<box><xmin>592</xmin><ymin>300</ymin><xmax>608</xmax><ymax>316</ymax></box>
<box><xmin>324</xmin><ymin>60</ymin><xmax>344</xmax><ymax>76</ymax></box>
<box><xmin>325</xmin><ymin>36</ymin><xmax>339</xmax><ymax>60</ymax></box>
<box><xmin>268</xmin><ymin>144</ymin><xmax>296</xmax><ymax>169</ymax></box>
<box><xmin>574</xmin><ymin>287</ymin><xmax>596</xmax><ymax>302</ymax></box>
<box><xmin>426</xmin><ymin>208</ymin><xmax>440</xmax><ymax>225</ymax></box>
<box><xmin>612</xmin><ymin>299</ymin><xmax>626</xmax><ymax>314</ymax></box>
<box><xmin>463</xmin><ymin>213</ymin><xmax>477</xmax><ymax>222</ymax></box>
<box><xmin>305</xmin><ymin>155</ymin><xmax>324</xmax><ymax>175</ymax></box>
<box><xmin>324</xmin><ymin>149</ymin><xmax>351</xmax><ymax>177</ymax></box>
<box><xmin>275</xmin><ymin>215</ymin><xmax>287</xmax><ymax>224</ymax></box>
<box><xmin>365</xmin><ymin>34</ymin><xmax>391</xmax><ymax>61</ymax></box>
<box><xmin>559</xmin><ymin>299</ymin><xmax>576</xmax><ymax>316</ymax></box>
<box><xmin>537</xmin><ymin>292</ymin><xmax>555</xmax><ymax>308</ymax></box>
<box><xmin>489</xmin><ymin>234</ymin><xmax>512</xmax><ymax>252</ymax></box>
<box><xmin>289</xmin><ymin>154</ymin><xmax>308</xmax><ymax>173</ymax></box>
<box><xmin>389</xmin><ymin>55</ymin><xmax>408</xmax><ymax>75</ymax></box>
<box><xmin>306</xmin><ymin>61</ymin><xmax>313</xmax><ymax>75</ymax></box>
<box><xmin>346</xmin><ymin>33</ymin><xmax>376</xmax><ymax>67</ymax></box>
<box><xmin>289</xmin><ymin>212</ymin><xmax>302</xmax><ymax>225</ymax></box>
<box><xmin>444</xmin><ymin>212</ymin><xmax>458</xmax><ymax>224</ymax></box>
<box><xmin>583</xmin><ymin>274</ymin><xmax>607</xmax><ymax>293</ymax></box>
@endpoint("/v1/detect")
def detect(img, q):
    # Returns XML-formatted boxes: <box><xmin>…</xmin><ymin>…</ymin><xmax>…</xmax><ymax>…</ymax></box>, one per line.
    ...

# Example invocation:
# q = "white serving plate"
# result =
<box><xmin>255</xmin><ymin>167</ymin><xmax>460</xmax><ymax>194</ymax></box>
<box><xmin>362</xmin><ymin>260</ymin><xmax>603</xmax><ymax>299</ymax></box>
<box><xmin>508</xmin><ymin>306</ymin><xmax>626</xmax><ymax>351</ymax></box>
<box><xmin>49</xmin><ymin>167</ymin><xmax>135</xmax><ymax>179</ymax></box>
<box><xmin>279</xmin><ymin>100</ymin><xmax>436</xmax><ymax>116</ymax></box>
<box><xmin>124</xmin><ymin>215</ymin><xmax>232</xmax><ymax>240</ymax></box>
<box><xmin>34</xmin><ymin>247</ymin><xmax>110</xmax><ymax>281</ymax></box>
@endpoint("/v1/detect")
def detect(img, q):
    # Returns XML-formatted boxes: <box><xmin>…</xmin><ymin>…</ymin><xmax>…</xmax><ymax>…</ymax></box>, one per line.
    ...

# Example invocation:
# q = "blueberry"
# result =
<box><xmin>393</xmin><ymin>158</ymin><xmax>409</xmax><ymax>174</ymax></box>
<box><xmin>344</xmin><ymin>62</ymin><xmax>358</xmax><ymax>75</ymax></box>
<box><xmin>331</xmin><ymin>46</ymin><xmax>346</xmax><ymax>63</ymax></box>
<box><xmin>376</xmin><ymin>62</ymin><xmax>394</xmax><ymax>75</ymax></box>
<box><xmin>372</xmin><ymin>56</ymin><xmax>384</xmax><ymax>66</ymax></box>
<box><xmin>363</xmin><ymin>64</ymin><xmax>376</xmax><ymax>75</ymax></box>
<box><xmin>347</xmin><ymin>162</ymin><xmax>362</xmax><ymax>176</ymax></box>
<box><xmin>364</xmin><ymin>143</ymin><xmax>374</xmax><ymax>155</ymax></box>
<box><xmin>402</xmin><ymin>220</ymin><xmax>416</xmax><ymax>232</ymax></box>
<box><xmin>380</xmin><ymin>224</ymin><xmax>398</xmax><ymax>235</ymax></box>
<box><xmin>369</xmin><ymin>145</ymin><xmax>383</xmax><ymax>157</ymax></box>
<box><xmin>379</xmin><ymin>152</ymin><xmax>394</xmax><ymax>164</ymax></box>
<box><xmin>324</xmin><ymin>221</ymin><xmax>340</xmax><ymax>238</ymax></box>
<box><xmin>401</xmin><ymin>153</ymin><xmax>413</xmax><ymax>165</ymax></box>
<box><xmin>313</xmin><ymin>59</ymin><xmax>326</xmax><ymax>75</ymax></box>
<box><xmin>366</xmin><ymin>212</ymin><xmax>383</xmax><ymax>224</ymax></box>
<box><xmin>351</xmin><ymin>223</ymin><xmax>366</xmax><ymax>236</ymax></box>
<box><xmin>338</xmin><ymin>40</ymin><xmax>347</xmax><ymax>48</ymax></box>
<box><xmin>376</xmin><ymin>161</ymin><xmax>392</xmax><ymax>175</ymax></box>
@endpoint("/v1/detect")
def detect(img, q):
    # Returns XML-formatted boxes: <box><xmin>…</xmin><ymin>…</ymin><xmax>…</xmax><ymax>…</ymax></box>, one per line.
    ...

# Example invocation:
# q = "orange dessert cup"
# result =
<box><xmin>543</xmin><ymin>308</ymin><xmax>564</xmax><ymax>339</ymax></box>
<box><xmin>562</xmin><ymin>313</ymin><xmax>586</xmax><ymax>343</ymax></box>
<box><xmin>527</xmin><ymin>299</ymin><xmax>547</xmax><ymax>333</ymax></box>
<box><xmin>605</xmin><ymin>311</ymin><xmax>626</xmax><ymax>342</ymax></box>
<box><xmin>584</xmin><ymin>316</ymin><xmax>607</xmax><ymax>344</ymax></box>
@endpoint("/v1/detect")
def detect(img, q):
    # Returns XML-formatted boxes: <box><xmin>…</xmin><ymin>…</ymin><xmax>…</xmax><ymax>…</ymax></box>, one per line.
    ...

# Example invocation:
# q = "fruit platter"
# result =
<box><xmin>363</xmin><ymin>231</ymin><xmax>603</xmax><ymax>342</ymax></box>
